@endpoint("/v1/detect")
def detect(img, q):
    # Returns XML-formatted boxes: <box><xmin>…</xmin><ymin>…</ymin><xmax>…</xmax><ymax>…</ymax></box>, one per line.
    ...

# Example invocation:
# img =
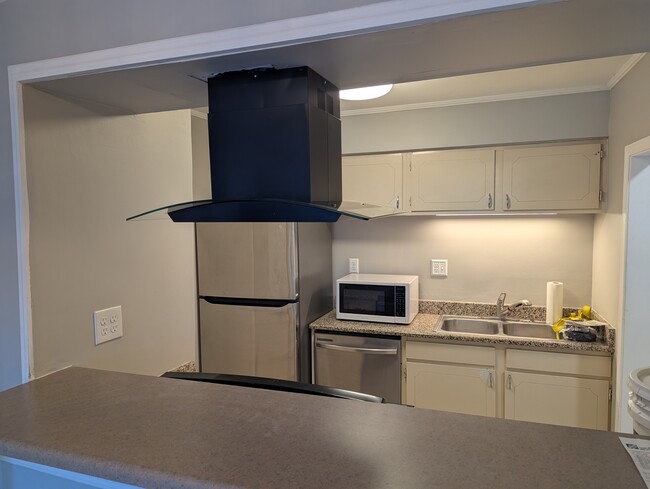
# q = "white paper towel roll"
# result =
<box><xmin>546</xmin><ymin>281</ymin><xmax>563</xmax><ymax>325</ymax></box>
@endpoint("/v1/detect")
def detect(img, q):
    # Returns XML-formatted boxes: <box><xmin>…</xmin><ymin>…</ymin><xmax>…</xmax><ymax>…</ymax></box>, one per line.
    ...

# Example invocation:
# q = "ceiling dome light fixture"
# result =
<box><xmin>339</xmin><ymin>84</ymin><xmax>393</xmax><ymax>101</ymax></box>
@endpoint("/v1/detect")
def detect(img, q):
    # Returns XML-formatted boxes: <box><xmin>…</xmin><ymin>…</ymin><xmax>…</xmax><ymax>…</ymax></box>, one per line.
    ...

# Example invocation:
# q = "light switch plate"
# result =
<box><xmin>349</xmin><ymin>258</ymin><xmax>359</xmax><ymax>273</ymax></box>
<box><xmin>430</xmin><ymin>259</ymin><xmax>448</xmax><ymax>277</ymax></box>
<box><xmin>94</xmin><ymin>306</ymin><xmax>123</xmax><ymax>345</ymax></box>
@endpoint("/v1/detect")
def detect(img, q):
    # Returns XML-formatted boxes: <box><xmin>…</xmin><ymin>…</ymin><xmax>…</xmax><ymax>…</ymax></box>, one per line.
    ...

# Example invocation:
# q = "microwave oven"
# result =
<box><xmin>336</xmin><ymin>274</ymin><xmax>419</xmax><ymax>324</ymax></box>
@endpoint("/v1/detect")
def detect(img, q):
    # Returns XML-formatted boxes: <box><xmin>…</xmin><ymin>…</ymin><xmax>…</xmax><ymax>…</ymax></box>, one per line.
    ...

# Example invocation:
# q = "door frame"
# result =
<box><xmin>615</xmin><ymin>134</ymin><xmax>650</xmax><ymax>432</ymax></box>
<box><xmin>8</xmin><ymin>0</ymin><xmax>535</xmax><ymax>383</ymax></box>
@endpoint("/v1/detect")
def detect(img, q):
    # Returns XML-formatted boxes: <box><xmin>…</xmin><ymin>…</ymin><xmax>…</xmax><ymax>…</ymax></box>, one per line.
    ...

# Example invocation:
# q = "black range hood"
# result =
<box><xmin>129</xmin><ymin>66</ymin><xmax>400</xmax><ymax>223</ymax></box>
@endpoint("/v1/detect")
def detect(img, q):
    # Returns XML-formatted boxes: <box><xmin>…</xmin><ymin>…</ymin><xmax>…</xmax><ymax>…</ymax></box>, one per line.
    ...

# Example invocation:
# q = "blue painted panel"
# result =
<box><xmin>0</xmin><ymin>457</ymin><xmax>141</xmax><ymax>489</ymax></box>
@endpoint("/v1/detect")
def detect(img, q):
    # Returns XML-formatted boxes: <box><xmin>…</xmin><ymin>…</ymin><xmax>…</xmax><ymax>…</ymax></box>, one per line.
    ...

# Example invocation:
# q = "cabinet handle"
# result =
<box><xmin>315</xmin><ymin>342</ymin><xmax>398</xmax><ymax>355</ymax></box>
<box><xmin>488</xmin><ymin>193</ymin><xmax>493</xmax><ymax>209</ymax></box>
<box><xmin>488</xmin><ymin>371</ymin><xmax>494</xmax><ymax>389</ymax></box>
<box><xmin>396</xmin><ymin>196</ymin><xmax>400</xmax><ymax>209</ymax></box>
<box><xmin>506</xmin><ymin>194</ymin><xmax>511</xmax><ymax>209</ymax></box>
<box><xmin>507</xmin><ymin>374</ymin><xmax>513</xmax><ymax>390</ymax></box>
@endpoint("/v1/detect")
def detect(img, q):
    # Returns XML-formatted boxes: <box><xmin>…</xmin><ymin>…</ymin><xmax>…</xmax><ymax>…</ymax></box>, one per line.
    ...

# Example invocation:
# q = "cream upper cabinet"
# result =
<box><xmin>502</xmin><ymin>143</ymin><xmax>602</xmax><ymax>211</ymax></box>
<box><xmin>342</xmin><ymin>153</ymin><xmax>403</xmax><ymax>209</ymax></box>
<box><xmin>408</xmin><ymin>149</ymin><xmax>496</xmax><ymax>211</ymax></box>
<box><xmin>344</xmin><ymin>141</ymin><xmax>604</xmax><ymax>215</ymax></box>
<box><xmin>405</xmin><ymin>342</ymin><xmax>497</xmax><ymax>417</ymax></box>
<box><xmin>504</xmin><ymin>349</ymin><xmax>611</xmax><ymax>431</ymax></box>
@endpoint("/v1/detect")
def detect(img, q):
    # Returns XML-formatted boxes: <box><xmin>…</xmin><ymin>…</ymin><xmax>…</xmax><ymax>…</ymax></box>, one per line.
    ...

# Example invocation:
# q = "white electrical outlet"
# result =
<box><xmin>430</xmin><ymin>259</ymin><xmax>448</xmax><ymax>277</ymax></box>
<box><xmin>93</xmin><ymin>306</ymin><xmax>123</xmax><ymax>345</ymax></box>
<box><xmin>349</xmin><ymin>258</ymin><xmax>360</xmax><ymax>273</ymax></box>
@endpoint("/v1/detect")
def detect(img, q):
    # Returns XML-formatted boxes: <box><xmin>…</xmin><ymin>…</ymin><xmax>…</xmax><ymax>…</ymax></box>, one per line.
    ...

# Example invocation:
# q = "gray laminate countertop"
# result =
<box><xmin>0</xmin><ymin>367</ymin><xmax>644</xmax><ymax>488</ymax></box>
<box><xmin>311</xmin><ymin>310</ymin><xmax>615</xmax><ymax>353</ymax></box>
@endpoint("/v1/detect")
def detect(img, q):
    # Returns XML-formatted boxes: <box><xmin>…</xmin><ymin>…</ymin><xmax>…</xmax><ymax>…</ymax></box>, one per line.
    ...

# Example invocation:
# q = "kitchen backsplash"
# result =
<box><xmin>419</xmin><ymin>300</ymin><xmax>582</xmax><ymax>323</ymax></box>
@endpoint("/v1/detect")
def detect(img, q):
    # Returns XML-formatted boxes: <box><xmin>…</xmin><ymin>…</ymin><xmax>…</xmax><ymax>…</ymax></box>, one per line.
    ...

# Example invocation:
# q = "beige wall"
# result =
<box><xmin>24</xmin><ymin>87</ymin><xmax>197</xmax><ymax>377</ymax></box>
<box><xmin>333</xmin><ymin>215</ymin><xmax>593</xmax><ymax>306</ymax></box>
<box><xmin>592</xmin><ymin>55</ymin><xmax>650</xmax><ymax>324</ymax></box>
<box><xmin>191</xmin><ymin>113</ymin><xmax>211</xmax><ymax>201</ymax></box>
<box><xmin>342</xmin><ymin>92</ymin><xmax>609</xmax><ymax>154</ymax></box>
<box><xmin>337</xmin><ymin>92</ymin><xmax>606</xmax><ymax>307</ymax></box>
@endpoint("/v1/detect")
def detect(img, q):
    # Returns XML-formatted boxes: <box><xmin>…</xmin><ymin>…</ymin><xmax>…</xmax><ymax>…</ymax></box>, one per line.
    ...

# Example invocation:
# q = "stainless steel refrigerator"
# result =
<box><xmin>196</xmin><ymin>222</ymin><xmax>332</xmax><ymax>382</ymax></box>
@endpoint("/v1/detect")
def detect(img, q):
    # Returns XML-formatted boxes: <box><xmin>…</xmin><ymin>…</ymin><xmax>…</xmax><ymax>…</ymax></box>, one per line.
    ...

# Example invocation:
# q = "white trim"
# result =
<box><xmin>9</xmin><ymin>0</ymin><xmax>543</xmax><ymax>84</ymax></box>
<box><xmin>341</xmin><ymin>85</ymin><xmax>609</xmax><ymax>116</ymax></box>
<box><xmin>607</xmin><ymin>53</ymin><xmax>646</xmax><ymax>89</ymax></box>
<box><xmin>7</xmin><ymin>0</ymin><xmax>549</xmax><ymax>384</ymax></box>
<box><xmin>190</xmin><ymin>109</ymin><xmax>208</xmax><ymax>120</ymax></box>
<box><xmin>616</xmin><ymin>134</ymin><xmax>650</xmax><ymax>432</ymax></box>
<box><xmin>8</xmin><ymin>72</ymin><xmax>32</xmax><ymax>383</ymax></box>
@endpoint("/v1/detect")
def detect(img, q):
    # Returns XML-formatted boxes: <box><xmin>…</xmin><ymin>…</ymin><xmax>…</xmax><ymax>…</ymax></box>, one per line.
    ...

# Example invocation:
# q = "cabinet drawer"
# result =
<box><xmin>506</xmin><ymin>349</ymin><xmax>611</xmax><ymax>378</ymax></box>
<box><xmin>406</xmin><ymin>341</ymin><xmax>495</xmax><ymax>366</ymax></box>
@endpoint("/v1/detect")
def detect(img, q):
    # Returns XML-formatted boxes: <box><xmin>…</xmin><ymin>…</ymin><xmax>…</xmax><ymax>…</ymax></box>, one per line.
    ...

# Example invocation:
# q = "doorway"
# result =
<box><xmin>618</xmin><ymin>135</ymin><xmax>650</xmax><ymax>433</ymax></box>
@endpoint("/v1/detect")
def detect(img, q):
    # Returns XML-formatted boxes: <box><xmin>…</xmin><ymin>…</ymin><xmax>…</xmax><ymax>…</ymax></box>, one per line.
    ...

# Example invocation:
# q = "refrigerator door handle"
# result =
<box><xmin>200</xmin><ymin>296</ymin><xmax>298</xmax><ymax>307</ymax></box>
<box><xmin>315</xmin><ymin>342</ymin><xmax>398</xmax><ymax>355</ymax></box>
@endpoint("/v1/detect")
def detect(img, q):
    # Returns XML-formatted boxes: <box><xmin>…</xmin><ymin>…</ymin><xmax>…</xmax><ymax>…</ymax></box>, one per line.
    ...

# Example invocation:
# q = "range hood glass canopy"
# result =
<box><xmin>128</xmin><ymin>66</ymin><xmax>402</xmax><ymax>223</ymax></box>
<box><xmin>127</xmin><ymin>199</ymin><xmax>402</xmax><ymax>222</ymax></box>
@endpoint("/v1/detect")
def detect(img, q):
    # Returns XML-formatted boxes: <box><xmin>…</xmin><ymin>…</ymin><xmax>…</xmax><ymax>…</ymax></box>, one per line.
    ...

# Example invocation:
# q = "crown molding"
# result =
<box><xmin>607</xmin><ymin>53</ymin><xmax>646</xmax><ymax>89</ymax></box>
<box><xmin>341</xmin><ymin>85</ymin><xmax>609</xmax><ymax>116</ymax></box>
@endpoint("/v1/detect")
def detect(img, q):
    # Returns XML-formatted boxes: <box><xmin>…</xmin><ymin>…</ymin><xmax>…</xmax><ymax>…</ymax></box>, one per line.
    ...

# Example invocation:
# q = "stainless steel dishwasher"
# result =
<box><xmin>313</xmin><ymin>331</ymin><xmax>401</xmax><ymax>404</ymax></box>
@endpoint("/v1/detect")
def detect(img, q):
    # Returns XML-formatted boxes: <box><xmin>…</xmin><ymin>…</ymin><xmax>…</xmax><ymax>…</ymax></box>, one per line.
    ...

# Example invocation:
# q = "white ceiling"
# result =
<box><xmin>340</xmin><ymin>54</ymin><xmax>644</xmax><ymax>115</ymax></box>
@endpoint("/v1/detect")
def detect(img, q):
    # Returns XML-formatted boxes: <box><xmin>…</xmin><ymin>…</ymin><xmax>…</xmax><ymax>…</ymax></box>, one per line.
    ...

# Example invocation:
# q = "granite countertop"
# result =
<box><xmin>311</xmin><ymin>302</ymin><xmax>615</xmax><ymax>354</ymax></box>
<box><xmin>0</xmin><ymin>367</ymin><xmax>645</xmax><ymax>489</ymax></box>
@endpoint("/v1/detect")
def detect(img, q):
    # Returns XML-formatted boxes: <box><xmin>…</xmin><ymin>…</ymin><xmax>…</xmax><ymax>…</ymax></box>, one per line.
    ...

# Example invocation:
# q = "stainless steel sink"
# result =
<box><xmin>502</xmin><ymin>321</ymin><xmax>556</xmax><ymax>339</ymax></box>
<box><xmin>439</xmin><ymin>318</ymin><xmax>500</xmax><ymax>335</ymax></box>
<box><xmin>436</xmin><ymin>316</ymin><xmax>559</xmax><ymax>340</ymax></box>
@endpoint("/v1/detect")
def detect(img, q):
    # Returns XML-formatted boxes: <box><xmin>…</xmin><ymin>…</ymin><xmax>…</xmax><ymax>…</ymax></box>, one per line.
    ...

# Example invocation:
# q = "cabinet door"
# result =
<box><xmin>406</xmin><ymin>361</ymin><xmax>496</xmax><ymax>417</ymax></box>
<box><xmin>504</xmin><ymin>371</ymin><xmax>609</xmax><ymax>430</ymax></box>
<box><xmin>502</xmin><ymin>143</ymin><xmax>602</xmax><ymax>211</ymax></box>
<box><xmin>409</xmin><ymin>149</ymin><xmax>495</xmax><ymax>211</ymax></box>
<box><xmin>342</xmin><ymin>154</ymin><xmax>402</xmax><ymax>209</ymax></box>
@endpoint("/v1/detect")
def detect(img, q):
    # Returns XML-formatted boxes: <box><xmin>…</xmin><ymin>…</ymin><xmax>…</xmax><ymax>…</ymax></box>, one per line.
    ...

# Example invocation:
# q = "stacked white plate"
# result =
<box><xmin>628</xmin><ymin>367</ymin><xmax>650</xmax><ymax>435</ymax></box>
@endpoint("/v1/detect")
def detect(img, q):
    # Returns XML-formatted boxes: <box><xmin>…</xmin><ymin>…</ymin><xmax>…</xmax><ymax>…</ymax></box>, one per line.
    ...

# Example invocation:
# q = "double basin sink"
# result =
<box><xmin>437</xmin><ymin>316</ymin><xmax>557</xmax><ymax>340</ymax></box>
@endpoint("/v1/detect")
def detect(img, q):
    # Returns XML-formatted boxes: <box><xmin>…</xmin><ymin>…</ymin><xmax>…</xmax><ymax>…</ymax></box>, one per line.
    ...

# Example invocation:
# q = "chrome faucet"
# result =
<box><xmin>496</xmin><ymin>292</ymin><xmax>532</xmax><ymax>318</ymax></box>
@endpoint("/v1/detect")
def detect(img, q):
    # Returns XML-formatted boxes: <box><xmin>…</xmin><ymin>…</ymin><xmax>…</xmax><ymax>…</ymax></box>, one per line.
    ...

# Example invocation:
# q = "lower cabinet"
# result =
<box><xmin>405</xmin><ymin>341</ymin><xmax>612</xmax><ymax>430</ymax></box>
<box><xmin>504</xmin><ymin>349</ymin><xmax>611</xmax><ymax>431</ymax></box>
<box><xmin>405</xmin><ymin>342</ymin><xmax>497</xmax><ymax>417</ymax></box>
<box><xmin>406</xmin><ymin>362</ymin><xmax>496</xmax><ymax>417</ymax></box>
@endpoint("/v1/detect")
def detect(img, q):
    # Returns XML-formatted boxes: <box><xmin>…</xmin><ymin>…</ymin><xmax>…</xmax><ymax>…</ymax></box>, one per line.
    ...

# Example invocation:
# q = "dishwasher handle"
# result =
<box><xmin>315</xmin><ymin>341</ymin><xmax>398</xmax><ymax>355</ymax></box>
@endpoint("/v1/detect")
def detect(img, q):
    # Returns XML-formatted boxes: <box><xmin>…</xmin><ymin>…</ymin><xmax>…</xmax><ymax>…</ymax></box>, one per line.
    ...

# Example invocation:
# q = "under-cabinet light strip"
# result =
<box><xmin>434</xmin><ymin>212</ymin><xmax>558</xmax><ymax>217</ymax></box>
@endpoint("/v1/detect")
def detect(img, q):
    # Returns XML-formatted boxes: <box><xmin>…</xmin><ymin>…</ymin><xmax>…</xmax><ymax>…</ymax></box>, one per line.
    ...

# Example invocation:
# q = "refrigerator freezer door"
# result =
<box><xmin>200</xmin><ymin>300</ymin><xmax>298</xmax><ymax>381</ymax></box>
<box><xmin>196</xmin><ymin>222</ymin><xmax>297</xmax><ymax>300</ymax></box>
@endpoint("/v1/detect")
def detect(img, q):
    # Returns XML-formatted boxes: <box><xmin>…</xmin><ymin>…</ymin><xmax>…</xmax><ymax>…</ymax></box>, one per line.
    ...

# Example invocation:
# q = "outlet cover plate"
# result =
<box><xmin>94</xmin><ymin>306</ymin><xmax>123</xmax><ymax>345</ymax></box>
<box><xmin>349</xmin><ymin>258</ymin><xmax>359</xmax><ymax>273</ymax></box>
<box><xmin>430</xmin><ymin>259</ymin><xmax>448</xmax><ymax>277</ymax></box>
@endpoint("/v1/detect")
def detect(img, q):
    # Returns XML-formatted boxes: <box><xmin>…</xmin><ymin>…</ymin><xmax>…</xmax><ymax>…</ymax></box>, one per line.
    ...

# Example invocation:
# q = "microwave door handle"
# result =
<box><xmin>315</xmin><ymin>342</ymin><xmax>398</xmax><ymax>355</ymax></box>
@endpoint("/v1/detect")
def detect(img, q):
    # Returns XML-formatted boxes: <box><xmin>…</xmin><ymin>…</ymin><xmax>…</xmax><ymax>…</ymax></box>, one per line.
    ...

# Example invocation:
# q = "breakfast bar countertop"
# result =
<box><xmin>0</xmin><ymin>367</ymin><xmax>645</xmax><ymax>489</ymax></box>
